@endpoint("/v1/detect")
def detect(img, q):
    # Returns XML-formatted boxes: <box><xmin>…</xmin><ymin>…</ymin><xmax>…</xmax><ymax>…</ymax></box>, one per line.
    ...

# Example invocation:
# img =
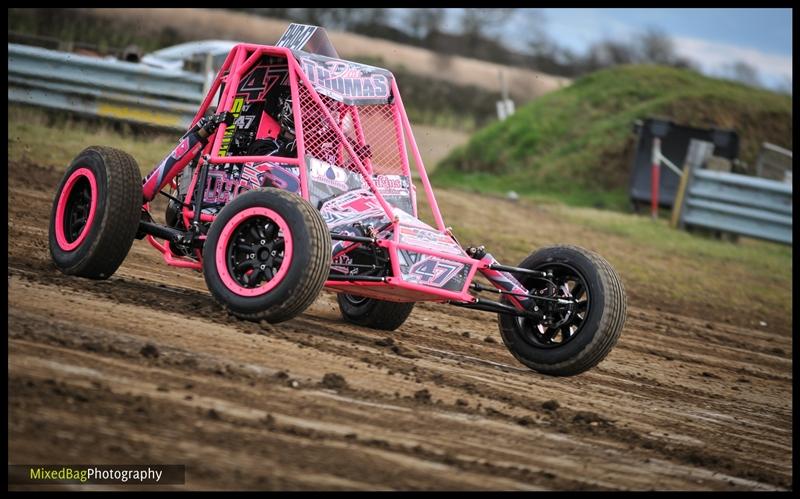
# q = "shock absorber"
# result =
<box><xmin>478</xmin><ymin>253</ymin><xmax>534</xmax><ymax>310</ymax></box>
<box><xmin>141</xmin><ymin>112</ymin><xmax>234</xmax><ymax>202</ymax></box>
<box><xmin>466</xmin><ymin>245</ymin><xmax>537</xmax><ymax>310</ymax></box>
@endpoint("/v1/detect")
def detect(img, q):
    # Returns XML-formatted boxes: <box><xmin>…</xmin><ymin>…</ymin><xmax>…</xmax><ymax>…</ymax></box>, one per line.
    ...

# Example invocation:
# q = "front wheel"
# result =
<box><xmin>497</xmin><ymin>245</ymin><xmax>627</xmax><ymax>376</ymax></box>
<box><xmin>202</xmin><ymin>188</ymin><xmax>331</xmax><ymax>323</ymax></box>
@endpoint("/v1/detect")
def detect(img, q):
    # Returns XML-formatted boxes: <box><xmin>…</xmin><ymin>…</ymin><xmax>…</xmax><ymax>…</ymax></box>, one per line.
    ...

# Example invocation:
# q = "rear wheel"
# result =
<box><xmin>48</xmin><ymin>146</ymin><xmax>142</xmax><ymax>279</ymax></box>
<box><xmin>497</xmin><ymin>245</ymin><xmax>627</xmax><ymax>376</ymax></box>
<box><xmin>203</xmin><ymin>188</ymin><xmax>331</xmax><ymax>323</ymax></box>
<box><xmin>337</xmin><ymin>294</ymin><xmax>415</xmax><ymax>331</ymax></box>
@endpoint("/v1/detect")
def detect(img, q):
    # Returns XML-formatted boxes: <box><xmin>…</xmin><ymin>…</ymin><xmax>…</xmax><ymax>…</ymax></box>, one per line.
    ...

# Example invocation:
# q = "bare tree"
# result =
<box><xmin>363</xmin><ymin>8</ymin><xmax>387</xmax><ymax>26</ymax></box>
<box><xmin>725</xmin><ymin>60</ymin><xmax>761</xmax><ymax>87</ymax></box>
<box><xmin>424</xmin><ymin>8</ymin><xmax>447</xmax><ymax>36</ymax></box>
<box><xmin>633</xmin><ymin>28</ymin><xmax>697</xmax><ymax>69</ymax></box>
<box><xmin>407</xmin><ymin>9</ymin><xmax>426</xmax><ymax>39</ymax></box>
<box><xmin>636</xmin><ymin>28</ymin><xmax>676</xmax><ymax>65</ymax></box>
<box><xmin>407</xmin><ymin>8</ymin><xmax>446</xmax><ymax>39</ymax></box>
<box><xmin>460</xmin><ymin>9</ymin><xmax>483</xmax><ymax>48</ymax></box>
<box><xmin>235</xmin><ymin>8</ymin><xmax>291</xmax><ymax>19</ymax></box>
<box><xmin>584</xmin><ymin>39</ymin><xmax>638</xmax><ymax>70</ymax></box>
<box><xmin>523</xmin><ymin>9</ymin><xmax>550</xmax><ymax>55</ymax></box>
<box><xmin>572</xmin><ymin>27</ymin><xmax>700</xmax><ymax>74</ymax></box>
<box><xmin>291</xmin><ymin>9</ymin><xmax>370</xmax><ymax>30</ymax></box>
<box><xmin>460</xmin><ymin>9</ymin><xmax>516</xmax><ymax>40</ymax></box>
<box><xmin>458</xmin><ymin>8</ymin><xmax>517</xmax><ymax>56</ymax></box>
<box><xmin>521</xmin><ymin>10</ymin><xmax>581</xmax><ymax>75</ymax></box>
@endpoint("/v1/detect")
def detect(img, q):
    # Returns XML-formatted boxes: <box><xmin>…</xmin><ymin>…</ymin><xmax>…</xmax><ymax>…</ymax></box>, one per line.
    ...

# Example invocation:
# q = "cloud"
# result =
<box><xmin>672</xmin><ymin>35</ymin><xmax>792</xmax><ymax>85</ymax></box>
<box><xmin>538</xmin><ymin>10</ymin><xmax>639</xmax><ymax>53</ymax></box>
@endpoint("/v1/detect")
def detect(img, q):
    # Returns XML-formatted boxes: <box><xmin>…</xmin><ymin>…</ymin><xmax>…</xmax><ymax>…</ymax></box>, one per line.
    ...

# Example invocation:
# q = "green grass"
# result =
<box><xmin>556</xmin><ymin>203</ymin><xmax>791</xmax><ymax>273</ymax></box>
<box><xmin>549</xmin><ymin>203</ymin><xmax>792</xmax><ymax>321</ymax></box>
<box><xmin>432</xmin><ymin>171</ymin><xmax>631</xmax><ymax>210</ymax></box>
<box><xmin>433</xmin><ymin>65</ymin><xmax>793</xmax><ymax>210</ymax></box>
<box><xmin>9</xmin><ymin>105</ymin><xmax>178</xmax><ymax>174</ymax></box>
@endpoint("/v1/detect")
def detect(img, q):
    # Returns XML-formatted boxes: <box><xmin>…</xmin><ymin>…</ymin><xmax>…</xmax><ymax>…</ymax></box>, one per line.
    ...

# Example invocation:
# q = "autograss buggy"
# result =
<box><xmin>49</xmin><ymin>24</ymin><xmax>626</xmax><ymax>376</ymax></box>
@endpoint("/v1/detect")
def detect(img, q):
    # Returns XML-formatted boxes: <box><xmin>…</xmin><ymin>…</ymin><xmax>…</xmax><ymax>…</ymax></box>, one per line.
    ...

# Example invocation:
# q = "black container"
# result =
<box><xmin>629</xmin><ymin>118</ymin><xmax>739</xmax><ymax>210</ymax></box>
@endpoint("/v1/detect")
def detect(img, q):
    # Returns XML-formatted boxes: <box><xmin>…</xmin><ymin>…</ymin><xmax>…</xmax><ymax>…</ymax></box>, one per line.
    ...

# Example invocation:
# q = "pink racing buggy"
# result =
<box><xmin>48</xmin><ymin>24</ymin><xmax>626</xmax><ymax>376</ymax></box>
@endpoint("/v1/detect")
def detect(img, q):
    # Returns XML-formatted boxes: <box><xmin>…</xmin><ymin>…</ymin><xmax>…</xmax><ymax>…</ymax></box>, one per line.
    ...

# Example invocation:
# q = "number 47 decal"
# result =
<box><xmin>408</xmin><ymin>259</ymin><xmax>463</xmax><ymax>287</ymax></box>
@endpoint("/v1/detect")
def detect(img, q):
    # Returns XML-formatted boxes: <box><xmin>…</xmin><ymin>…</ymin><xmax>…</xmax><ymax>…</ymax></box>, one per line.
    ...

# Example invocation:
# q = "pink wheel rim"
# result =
<box><xmin>54</xmin><ymin>167</ymin><xmax>98</xmax><ymax>252</ymax></box>
<box><xmin>215</xmin><ymin>207</ymin><xmax>294</xmax><ymax>297</ymax></box>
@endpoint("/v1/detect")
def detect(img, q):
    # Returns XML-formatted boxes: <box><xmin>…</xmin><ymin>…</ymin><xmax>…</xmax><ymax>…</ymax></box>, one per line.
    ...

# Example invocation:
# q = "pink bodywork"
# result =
<box><xmin>143</xmin><ymin>27</ymin><xmax>530</xmax><ymax>308</ymax></box>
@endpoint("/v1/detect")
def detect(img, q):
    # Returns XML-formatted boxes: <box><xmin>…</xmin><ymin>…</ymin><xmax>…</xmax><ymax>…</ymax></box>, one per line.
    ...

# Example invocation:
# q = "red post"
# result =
<box><xmin>651</xmin><ymin>137</ymin><xmax>661</xmax><ymax>220</ymax></box>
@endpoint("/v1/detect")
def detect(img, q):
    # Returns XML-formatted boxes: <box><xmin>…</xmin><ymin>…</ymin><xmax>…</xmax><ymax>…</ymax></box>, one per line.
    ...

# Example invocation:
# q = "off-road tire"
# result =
<box><xmin>498</xmin><ymin>245</ymin><xmax>627</xmax><ymax>376</ymax></box>
<box><xmin>48</xmin><ymin>146</ymin><xmax>142</xmax><ymax>279</ymax></box>
<box><xmin>203</xmin><ymin>188</ymin><xmax>331</xmax><ymax>323</ymax></box>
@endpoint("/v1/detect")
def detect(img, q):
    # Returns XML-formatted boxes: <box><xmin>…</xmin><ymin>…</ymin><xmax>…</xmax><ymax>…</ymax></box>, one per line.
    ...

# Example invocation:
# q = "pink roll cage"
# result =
<box><xmin>144</xmin><ymin>36</ymin><xmax>531</xmax><ymax>308</ymax></box>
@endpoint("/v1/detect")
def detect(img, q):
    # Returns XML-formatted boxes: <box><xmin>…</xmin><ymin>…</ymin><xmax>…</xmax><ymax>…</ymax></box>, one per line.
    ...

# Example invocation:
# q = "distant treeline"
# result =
<box><xmin>8</xmin><ymin>8</ymin><xmax>497</xmax><ymax>131</ymax></box>
<box><xmin>10</xmin><ymin>8</ymin><xmax>779</xmax><ymax>94</ymax></box>
<box><xmin>233</xmin><ymin>8</ymin><xmax>696</xmax><ymax>78</ymax></box>
<box><xmin>8</xmin><ymin>8</ymin><xmax>183</xmax><ymax>54</ymax></box>
<box><xmin>234</xmin><ymin>8</ymin><xmax>780</xmax><ymax>91</ymax></box>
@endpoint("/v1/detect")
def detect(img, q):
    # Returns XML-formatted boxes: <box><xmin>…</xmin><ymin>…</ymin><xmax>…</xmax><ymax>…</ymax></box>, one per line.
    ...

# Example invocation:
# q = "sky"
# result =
<box><xmin>431</xmin><ymin>8</ymin><xmax>793</xmax><ymax>91</ymax></box>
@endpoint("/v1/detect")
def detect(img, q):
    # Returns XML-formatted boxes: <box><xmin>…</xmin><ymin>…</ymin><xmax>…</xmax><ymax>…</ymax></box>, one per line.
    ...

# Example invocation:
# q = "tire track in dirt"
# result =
<box><xmin>8</xmin><ymin>160</ymin><xmax>792</xmax><ymax>490</ymax></box>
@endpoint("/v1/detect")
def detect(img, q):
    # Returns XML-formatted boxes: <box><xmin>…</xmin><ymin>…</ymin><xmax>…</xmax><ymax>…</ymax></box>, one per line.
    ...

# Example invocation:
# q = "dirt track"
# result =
<box><xmin>8</xmin><ymin>160</ymin><xmax>793</xmax><ymax>490</ymax></box>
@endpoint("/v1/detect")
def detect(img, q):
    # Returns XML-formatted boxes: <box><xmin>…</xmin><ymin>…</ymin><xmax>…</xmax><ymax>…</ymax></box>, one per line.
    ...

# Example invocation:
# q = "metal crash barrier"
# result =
<box><xmin>8</xmin><ymin>43</ymin><xmax>205</xmax><ymax>130</ymax></box>
<box><xmin>671</xmin><ymin>140</ymin><xmax>792</xmax><ymax>245</ymax></box>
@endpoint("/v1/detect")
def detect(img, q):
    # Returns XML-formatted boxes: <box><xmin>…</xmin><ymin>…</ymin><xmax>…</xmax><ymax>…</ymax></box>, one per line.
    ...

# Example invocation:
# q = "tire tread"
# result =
<box><xmin>51</xmin><ymin>146</ymin><xmax>142</xmax><ymax>279</ymax></box>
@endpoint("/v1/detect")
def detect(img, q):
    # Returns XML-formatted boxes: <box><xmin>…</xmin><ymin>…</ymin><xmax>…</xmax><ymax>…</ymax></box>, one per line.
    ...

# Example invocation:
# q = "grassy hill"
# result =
<box><xmin>432</xmin><ymin>65</ymin><xmax>793</xmax><ymax>210</ymax></box>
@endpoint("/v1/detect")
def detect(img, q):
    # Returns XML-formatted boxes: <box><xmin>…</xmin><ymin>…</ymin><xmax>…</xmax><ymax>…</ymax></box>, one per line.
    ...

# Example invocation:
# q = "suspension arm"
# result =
<box><xmin>486</xmin><ymin>262</ymin><xmax>550</xmax><ymax>278</ymax></box>
<box><xmin>470</xmin><ymin>282</ymin><xmax>575</xmax><ymax>305</ymax></box>
<box><xmin>449</xmin><ymin>297</ymin><xmax>542</xmax><ymax>319</ymax></box>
